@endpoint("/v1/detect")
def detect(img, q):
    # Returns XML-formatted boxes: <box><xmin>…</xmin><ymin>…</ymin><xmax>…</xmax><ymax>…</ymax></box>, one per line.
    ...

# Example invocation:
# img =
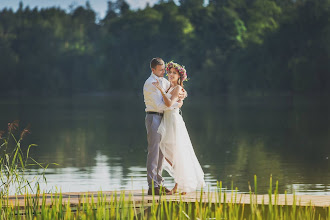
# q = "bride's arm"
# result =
<box><xmin>152</xmin><ymin>80</ymin><xmax>181</xmax><ymax>107</ymax></box>
<box><xmin>161</xmin><ymin>86</ymin><xmax>181</xmax><ymax>107</ymax></box>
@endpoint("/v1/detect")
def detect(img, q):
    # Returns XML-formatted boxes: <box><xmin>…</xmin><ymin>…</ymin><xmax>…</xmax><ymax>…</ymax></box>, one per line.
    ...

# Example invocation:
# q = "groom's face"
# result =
<box><xmin>152</xmin><ymin>64</ymin><xmax>165</xmax><ymax>78</ymax></box>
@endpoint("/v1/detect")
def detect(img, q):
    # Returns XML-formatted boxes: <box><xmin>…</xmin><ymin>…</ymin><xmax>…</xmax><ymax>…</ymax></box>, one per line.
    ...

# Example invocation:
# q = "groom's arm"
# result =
<box><xmin>177</xmin><ymin>99</ymin><xmax>183</xmax><ymax>108</ymax></box>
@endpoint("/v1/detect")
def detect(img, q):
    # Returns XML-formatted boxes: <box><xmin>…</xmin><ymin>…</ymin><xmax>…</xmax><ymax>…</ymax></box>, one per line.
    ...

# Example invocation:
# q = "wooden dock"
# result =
<box><xmin>5</xmin><ymin>190</ymin><xmax>330</xmax><ymax>208</ymax></box>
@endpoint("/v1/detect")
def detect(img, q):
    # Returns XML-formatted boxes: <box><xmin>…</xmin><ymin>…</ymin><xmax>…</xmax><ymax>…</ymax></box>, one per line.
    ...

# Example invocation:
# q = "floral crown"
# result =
<box><xmin>166</xmin><ymin>61</ymin><xmax>188</xmax><ymax>81</ymax></box>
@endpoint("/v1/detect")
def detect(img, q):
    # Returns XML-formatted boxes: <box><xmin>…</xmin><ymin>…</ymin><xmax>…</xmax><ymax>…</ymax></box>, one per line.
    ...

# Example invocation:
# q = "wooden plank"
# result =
<box><xmin>4</xmin><ymin>190</ymin><xmax>330</xmax><ymax>208</ymax></box>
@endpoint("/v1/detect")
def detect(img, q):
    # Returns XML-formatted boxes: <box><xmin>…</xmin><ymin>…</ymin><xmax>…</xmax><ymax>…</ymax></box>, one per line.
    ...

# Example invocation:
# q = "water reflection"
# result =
<box><xmin>1</xmin><ymin>95</ymin><xmax>329</xmax><ymax>195</ymax></box>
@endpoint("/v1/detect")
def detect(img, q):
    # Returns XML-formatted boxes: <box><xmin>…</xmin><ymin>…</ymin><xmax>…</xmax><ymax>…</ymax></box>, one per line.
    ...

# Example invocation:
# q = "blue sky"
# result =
<box><xmin>0</xmin><ymin>0</ymin><xmax>163</xmax><ymax>19</ymax></box>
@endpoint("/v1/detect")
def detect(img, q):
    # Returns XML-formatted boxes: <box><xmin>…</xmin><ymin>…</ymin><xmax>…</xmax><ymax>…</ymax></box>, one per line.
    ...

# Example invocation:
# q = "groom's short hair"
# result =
<box><xmin>150</xmin><ymin>58</ymin><xmax>164</xmax><ymax>69</ymax></box>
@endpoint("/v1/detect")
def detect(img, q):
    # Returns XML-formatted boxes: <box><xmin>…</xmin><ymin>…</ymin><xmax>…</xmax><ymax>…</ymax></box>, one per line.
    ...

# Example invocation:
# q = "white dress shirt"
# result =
<box><xmin>143</xmin><ymin>73</ymin><xmax>179</xmax><ymax>113</ymax></box>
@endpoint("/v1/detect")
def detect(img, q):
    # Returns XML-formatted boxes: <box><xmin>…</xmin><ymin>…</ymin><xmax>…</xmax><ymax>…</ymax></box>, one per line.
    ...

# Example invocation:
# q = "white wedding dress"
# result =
<box><xmin>158</xmin><ymin>88</ymin><xmax>206</xmax><ymax>192</ymax></box>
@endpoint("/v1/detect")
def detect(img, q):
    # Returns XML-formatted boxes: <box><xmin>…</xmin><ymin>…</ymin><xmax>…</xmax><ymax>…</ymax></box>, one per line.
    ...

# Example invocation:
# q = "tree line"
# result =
<box><xmin>0</xmin><ymin>0</ymin><xmax>329</xmax><ymax>96</ymax></box>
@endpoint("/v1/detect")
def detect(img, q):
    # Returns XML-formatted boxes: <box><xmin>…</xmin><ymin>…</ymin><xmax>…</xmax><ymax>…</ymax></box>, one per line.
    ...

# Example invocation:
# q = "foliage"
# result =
<box><xmin>1</xmin><ymin>176</ymin><xmax>330</xmax><ymax>219</ymax></box>
<box><xmin>0</xmin><ymin>120</ymin><xmax>48</xmax><ymax>196</ymax></box>
<box><xmin>0</xmin><ymin>0</ymin><xmax>329</xmax><ymax>96</ymax></box>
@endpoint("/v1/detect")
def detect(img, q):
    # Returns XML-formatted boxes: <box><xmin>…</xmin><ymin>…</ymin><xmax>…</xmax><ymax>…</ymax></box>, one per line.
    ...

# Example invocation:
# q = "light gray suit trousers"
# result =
<box><xmin>145</xmin><ymin>114</ymin><xmax>164</xmax><ymax>188</ymax></box>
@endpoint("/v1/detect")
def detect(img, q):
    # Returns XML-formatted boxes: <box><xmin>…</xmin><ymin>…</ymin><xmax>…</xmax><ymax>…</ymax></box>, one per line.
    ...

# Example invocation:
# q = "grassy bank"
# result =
<box><xmin>1</xmin><ymin>177</ymin><xmax>330</xmax><ymax>219</ymax></box>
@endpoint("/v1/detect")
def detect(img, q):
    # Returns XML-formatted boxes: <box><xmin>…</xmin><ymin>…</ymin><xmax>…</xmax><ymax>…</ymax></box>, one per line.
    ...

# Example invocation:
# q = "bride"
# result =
<box><xmin>152</xmin><ymin>61</ymin><xmax>206</xmax><ymax>194</ymax></box>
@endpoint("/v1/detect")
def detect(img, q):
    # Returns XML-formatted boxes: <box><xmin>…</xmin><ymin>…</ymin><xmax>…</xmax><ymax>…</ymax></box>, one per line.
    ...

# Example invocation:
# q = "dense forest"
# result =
<box><xmin>0</xmin><ymin>0</ymin><xmax>329</xmax><ymax>96</ymax></box>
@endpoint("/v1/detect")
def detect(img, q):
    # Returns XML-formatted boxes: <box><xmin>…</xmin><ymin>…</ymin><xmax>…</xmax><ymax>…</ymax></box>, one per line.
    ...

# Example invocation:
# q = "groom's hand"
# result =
<box><xmin>178</xmin><ymin>88</ymin><xmax>187</xmax><ymax>101</ymax></box>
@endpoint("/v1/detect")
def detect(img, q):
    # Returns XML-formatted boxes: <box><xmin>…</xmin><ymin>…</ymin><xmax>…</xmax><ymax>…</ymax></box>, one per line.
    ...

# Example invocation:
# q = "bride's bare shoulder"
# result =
<box><xmin>170</xmin><ymin>85</ymin><xmax>182</xmax><ymax>94</ymax></box>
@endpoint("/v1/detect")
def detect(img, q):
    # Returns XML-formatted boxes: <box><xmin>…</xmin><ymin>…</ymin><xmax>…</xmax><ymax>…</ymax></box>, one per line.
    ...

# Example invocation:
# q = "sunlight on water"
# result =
<box><xmin>2</xmin><ymin>95</ymin><xmax>330</xmax><ymax>195</ymax></box>
<box><xmin>21</xmin><ymin>151</ymin><xmax>219</xmax><ymax>195</ymax></box>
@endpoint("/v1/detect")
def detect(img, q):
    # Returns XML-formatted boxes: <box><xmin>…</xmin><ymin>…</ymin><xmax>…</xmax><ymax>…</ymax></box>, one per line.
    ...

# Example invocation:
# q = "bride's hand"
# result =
<box><xmin>152</xmin><ymin>79</ymin><xmax>164</xmax><ymax>92</ymax></box>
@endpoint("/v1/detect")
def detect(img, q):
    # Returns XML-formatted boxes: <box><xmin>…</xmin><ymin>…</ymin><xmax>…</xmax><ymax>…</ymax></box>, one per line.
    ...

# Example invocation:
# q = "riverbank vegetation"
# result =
<box><xmin>1</xmin><ymin>176</ymin><xmax>330</xmax><ymax>219</ymax></box>
<box><xmin>0</xmin><ymin>0</ymin><xmax>329</xmax><ymax>96</ymax></box>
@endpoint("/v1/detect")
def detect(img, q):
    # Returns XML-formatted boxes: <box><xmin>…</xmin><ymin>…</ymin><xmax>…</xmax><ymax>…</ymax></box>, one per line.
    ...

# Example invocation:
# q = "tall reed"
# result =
<box><xmin>0</xmin><ymin>120</ymin><xmax>50</xmax><ymax>197</ymax></box>
<box><xmin>1</xmin><ymin>176</ymin><xmax>329</xmax><ymax>219</ymax></box>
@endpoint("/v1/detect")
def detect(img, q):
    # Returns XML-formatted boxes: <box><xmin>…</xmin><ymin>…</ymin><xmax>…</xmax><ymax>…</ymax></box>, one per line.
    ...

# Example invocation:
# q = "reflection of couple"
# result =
<box><xmin>143</xmin><ymin>57</ymin><xmax>205</xmax><ymax>195</ymax></box>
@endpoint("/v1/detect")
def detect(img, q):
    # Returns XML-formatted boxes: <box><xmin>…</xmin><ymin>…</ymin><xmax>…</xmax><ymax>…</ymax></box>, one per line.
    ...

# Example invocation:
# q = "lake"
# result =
<box><xmin>1</xmin><ymin>94</ymin><xmax>330</xmax><ymax>195</ymax></box>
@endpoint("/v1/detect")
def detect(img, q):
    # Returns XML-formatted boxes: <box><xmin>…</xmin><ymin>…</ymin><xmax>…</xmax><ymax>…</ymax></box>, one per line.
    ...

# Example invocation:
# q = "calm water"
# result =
<box><xmin>1</xmin><ymin>94</ymin><xmax>330</xmax><ymax>195</ymax></box>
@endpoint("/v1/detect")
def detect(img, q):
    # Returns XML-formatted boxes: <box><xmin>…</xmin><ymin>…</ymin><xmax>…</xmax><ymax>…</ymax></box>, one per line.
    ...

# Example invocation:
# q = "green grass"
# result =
<box><xmin>0</xmin><ymin>120</ymin><xmax>55</xmax><ymax>197</ymax></box>
<box><xmin>1</xmin><ymin>176</ymin><xmax>330</xmax><ymax>220</ymax></box>
<box><xmin>0</xmin><ymin>122</ymin><xmax>328</xmax><ymax>219</ymax></box>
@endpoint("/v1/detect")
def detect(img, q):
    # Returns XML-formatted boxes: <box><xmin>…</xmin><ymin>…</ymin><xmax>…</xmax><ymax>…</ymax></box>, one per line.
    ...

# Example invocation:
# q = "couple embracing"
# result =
<box><xmin>143</xmin><ymin>57</ymin><xmax>206</xmax><ymax>195</ymax></box>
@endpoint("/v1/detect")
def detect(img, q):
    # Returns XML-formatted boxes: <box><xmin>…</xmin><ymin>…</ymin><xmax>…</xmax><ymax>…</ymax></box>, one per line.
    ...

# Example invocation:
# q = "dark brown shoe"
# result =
<box><xmin>147</xmin><ymin>187</ymin><xmax>161</xmax><ymax>195</ymax></box>
<box><xmin>165</xmin><ymin>190</ymin><xmax>174</xmax><ymax>195</ymax></box>
<box><xmin>160</xmin><ymin>186</ymin><xmax>171</xmax><ymax>193</ymax></box>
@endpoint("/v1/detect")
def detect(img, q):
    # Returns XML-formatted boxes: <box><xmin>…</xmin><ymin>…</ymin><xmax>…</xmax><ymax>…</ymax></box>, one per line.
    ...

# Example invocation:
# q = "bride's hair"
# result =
<box><xmin>166</xmin><ymin>61</ymin><xmax>188</xmax><ymax>88</ymax></box>
<box><xmin>177</xmin><ymin>70</ymin><xmax>184</xmax><ymax>88</ymax></box>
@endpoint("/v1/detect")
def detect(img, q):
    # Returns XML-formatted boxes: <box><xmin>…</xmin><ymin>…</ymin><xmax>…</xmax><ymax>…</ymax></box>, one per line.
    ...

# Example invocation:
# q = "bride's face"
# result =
<box><xmin>168</xmin><ymin>68</ymin><xmax>180</xmax><ymax>83</ymax></box>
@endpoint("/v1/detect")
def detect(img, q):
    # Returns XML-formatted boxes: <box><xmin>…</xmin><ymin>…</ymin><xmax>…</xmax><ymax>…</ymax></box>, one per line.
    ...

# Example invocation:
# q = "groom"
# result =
<box><xmin>143</xmin><ymin>57</ymin><xmax>186</xmax><ymax>195</ymax></box>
